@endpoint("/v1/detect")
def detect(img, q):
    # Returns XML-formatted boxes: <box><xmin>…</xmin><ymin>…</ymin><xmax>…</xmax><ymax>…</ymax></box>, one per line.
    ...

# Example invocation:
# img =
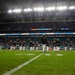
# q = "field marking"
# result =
<box><xmin>2</xmin><ymin>53</ymin><xmax>43</xmax><ymax>75</ymax></box>
<box><xmin>57</xmin><ymin>54</ymin><xmax>63</xmax><ymax>56</ymax></box>
<box><xmin>15</xmin><ymin>54</ymin><xmax>35</xmax><ymax>56</ymax></box>
<box><xmin>27</xmin><ymin>54</ymin><xmax>35</xmax><ymax>55</ymax></box>
<box><xmin>45</xmin><ymin>54</ymin><xmax>51</xmax><ymax>56</ymax></box>
<box><xmin>15</xmin><ymin>54</ymin><xmax>22</xmax><ymax>55</ymax></box>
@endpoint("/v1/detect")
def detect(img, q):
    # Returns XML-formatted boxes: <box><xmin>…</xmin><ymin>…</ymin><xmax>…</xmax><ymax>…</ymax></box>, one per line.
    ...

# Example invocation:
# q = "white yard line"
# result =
<box><xmin>15</xmin><ymin>54</ymin><xmax>22</xmax><ymax>55</ymax></box>
<box><xmin>27</xmin><ymin>54</ymin><xmax>35</xmax><ymax>55</ymax></box>
<box><xmin>57</xmin><ymin>54</ymin><xmax>63</xmax><ymax>56</ymax></box>
<box><xmin>2</xmin><ymin>53</ymin><xmax>43</xmax><ymax>75</ymax></box>
<box><xmin>45</xmin><ymin>54</ymin><xmax>51</xmax><ymax>56</ymax></box>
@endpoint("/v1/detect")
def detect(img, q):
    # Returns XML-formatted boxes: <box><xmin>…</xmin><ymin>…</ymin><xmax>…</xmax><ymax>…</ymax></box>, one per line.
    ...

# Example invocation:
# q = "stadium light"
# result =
<box><xmin>33</xmin><ymin>7</ymin><xmax>44</xmax><ymax>12</ymax></box>
<box><xmin>13</xmin><ymin>9</ymin><xmax>22</xmax><ymax>13</ymax></box>
<box><xmin>57</xmin><ymin>6</ymin><xmax>68</xmax><ymax>11</ymax></box>
<box><xmin>69</xmin><ymin>6</ymin><xmax>75</xmax><ymax>10</ymax></box>
<box><xmin>8</xmin><ymin>9</ymin><xmax>13</xmax><ymax>13</ymax></box>
<box><xmin>24</xmin><ymin>8</ymin><xmax>32</xmax><ymax>12</ymax></box>
<box><xmin>45</xmin><ymin>6</ymin><xmax>55</xmax><ymax>11</ymax></box>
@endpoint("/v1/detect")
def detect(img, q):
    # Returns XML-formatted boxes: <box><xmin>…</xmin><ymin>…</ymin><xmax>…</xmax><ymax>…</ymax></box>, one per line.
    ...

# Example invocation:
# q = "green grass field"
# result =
<box><xmin>0</xmin><ymin>49</ymin><xmax>75</xmax><ymax>75</ymax></box>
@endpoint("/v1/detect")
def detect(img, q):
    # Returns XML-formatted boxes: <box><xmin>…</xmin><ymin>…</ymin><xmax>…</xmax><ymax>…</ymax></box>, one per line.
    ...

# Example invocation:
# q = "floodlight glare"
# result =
<box><xmin>13</xmin><ymin>9</ymin><xmax>22</xmax><ymax>13</ymax></box>
<box><xmin>45</xmin><ymin>6</ymin><xmax>55</xmax><ymax>11</ymax></box>
<box><xmin>57</xmin><ymin>6</ymin><xmax>68</xmax><ymax>11</ymax></box>
<box><xmin>8</xmin><ymin>9</ymin><xmax>13</xmax><ymax>13</ymax></box>
<box><xmin>33</xmin><ymin>7</ymin><xmax>44</xmax><ymax>12</ymax></box>
<box><xmin>24</xmin><ymin>8</ymin><xmax>32</xmax><ymax>12</ymax></box>
<box><xmin>69</xmin><ymin>6</ymin><xmax>75</xmax><ymax>10</ymax></box>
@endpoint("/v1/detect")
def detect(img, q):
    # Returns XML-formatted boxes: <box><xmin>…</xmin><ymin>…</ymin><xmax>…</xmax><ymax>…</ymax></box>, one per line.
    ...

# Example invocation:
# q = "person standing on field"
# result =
<box><xmin>19</xmin><ymin>41</ymin><xmax>22</xmax><ymax>51</ymax></box>
<box><xmin>35</xmin><ymin>42</ymin><xmax>39</xmax><ymax>50</ymax></box>
<box><xmin>69</xmin><ymin>41</ymin><xmax>73</xmax><ymax>50</ymax></box>
<box><xmin>64</xmin><ymin>42</ymin><xmax>68</xmax><ymax>51</ymax></box>
<box><xmin>56</xmin><ymin>39</ymin><xmax>60</xmax><ymax>52</ymax></box>
<box><xmin>22</xmin><ymin>41</ymin><xmax>26</xmax><ymax>51</ymax></box>
<box><xmin>53</xmin><ymin>40</ymin><xmax>56</xmax><ymax>51</ymax></box>
<box><xmin>10</xmin><ymin>40</ymin><xmax>13</xmax><ymax>50</ymax></box>
<box><xmin>13</xmin><ymin>41</ymin><xmax>16</xmax><ymax>50</ymax></box>
<box><xmin>29</xmin><ymin>40</ymin><xmax>33</xmax><ymax>51</ymax></box>
<box><xmin>41</xmin><ymin>35</ymin><xmax>48</xmax><ymax>52</ymax></box>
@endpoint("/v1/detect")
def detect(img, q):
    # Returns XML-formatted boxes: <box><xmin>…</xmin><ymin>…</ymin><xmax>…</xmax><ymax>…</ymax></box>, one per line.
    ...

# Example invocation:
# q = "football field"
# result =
<box><xmin>0</xmin><ymin>50</ymin><xmax>75</xmax><ymax>75</ymax></box>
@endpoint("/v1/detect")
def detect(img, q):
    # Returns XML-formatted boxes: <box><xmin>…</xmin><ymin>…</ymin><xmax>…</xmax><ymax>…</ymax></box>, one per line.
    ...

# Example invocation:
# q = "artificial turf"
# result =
<box><xmin>0</xmin><ymin>50</ymin><xmax>41</xmax><ymax>75</ymax></box>
<box><xmin>0</xmin><ymin>50</ymin><xmax>75</xmax><ymax>75</ymax></box>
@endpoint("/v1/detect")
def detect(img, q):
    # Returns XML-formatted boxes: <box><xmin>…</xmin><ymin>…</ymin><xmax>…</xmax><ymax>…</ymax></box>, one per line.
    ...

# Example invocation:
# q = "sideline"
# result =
<box><xmin>2</xmin><ymin>53</ymin><xmax>43</xmax><ymax>75</ymax></box>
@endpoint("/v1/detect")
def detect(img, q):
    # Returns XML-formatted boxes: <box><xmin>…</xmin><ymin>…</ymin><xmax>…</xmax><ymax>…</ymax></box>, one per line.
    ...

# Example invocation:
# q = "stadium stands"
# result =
<box><xmin>0</xmin><ymin>21</ymin><xmax>75</xmax><ymax>33</ymax></box>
